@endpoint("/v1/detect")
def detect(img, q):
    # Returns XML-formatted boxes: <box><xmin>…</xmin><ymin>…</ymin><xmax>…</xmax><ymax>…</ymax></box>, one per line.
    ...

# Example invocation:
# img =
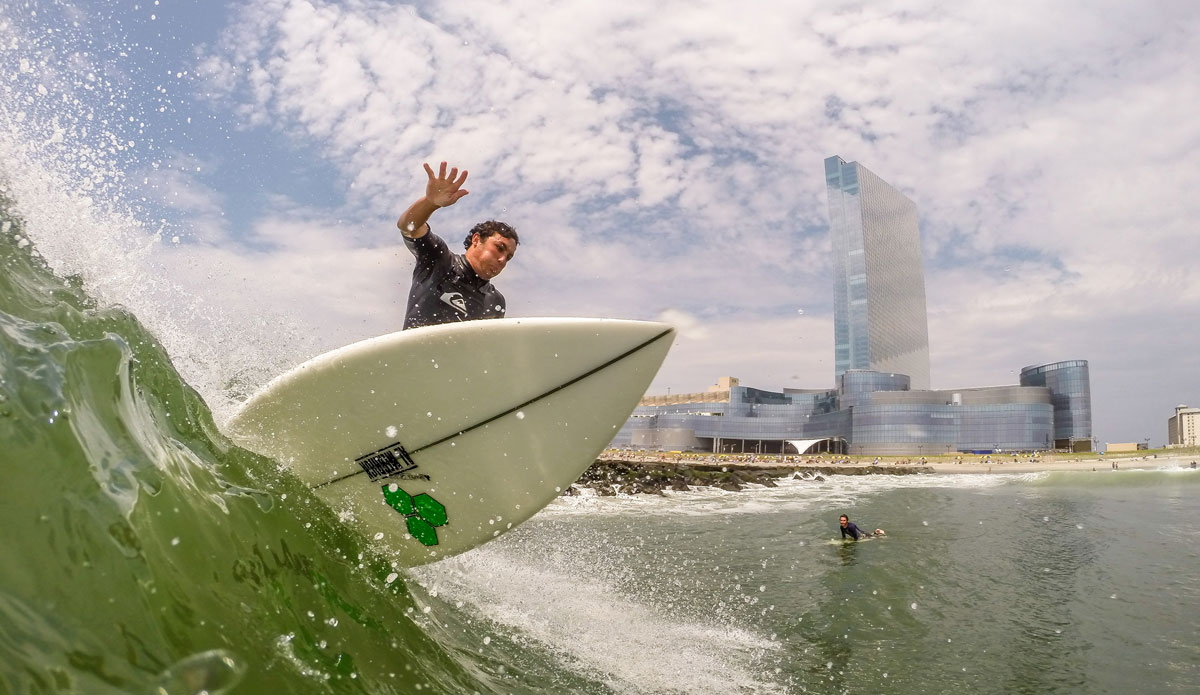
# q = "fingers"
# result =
<box><xmin>425</xmin><ymin>161</ymin><xmax>468</xmax><ymax>186</ymax></box>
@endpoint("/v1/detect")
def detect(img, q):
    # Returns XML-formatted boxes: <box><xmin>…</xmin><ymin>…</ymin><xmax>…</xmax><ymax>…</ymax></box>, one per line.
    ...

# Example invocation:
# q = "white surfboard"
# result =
<box><xmin>224</xmin><ymin>317</ymin><xmax>673</xmax><ymax>567</ymax></box>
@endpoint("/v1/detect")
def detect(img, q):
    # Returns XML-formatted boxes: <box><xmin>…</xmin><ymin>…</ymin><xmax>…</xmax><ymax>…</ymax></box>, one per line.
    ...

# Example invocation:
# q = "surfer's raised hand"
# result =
<box><xmin>424</xmin><ymin>161</ymin><xmax>469</xmax><ymax>208</ymax></box>
<box><xmin>397</xmin><ymin>161</ymin><xmax>470</xmax><ymax>238</ymax></box>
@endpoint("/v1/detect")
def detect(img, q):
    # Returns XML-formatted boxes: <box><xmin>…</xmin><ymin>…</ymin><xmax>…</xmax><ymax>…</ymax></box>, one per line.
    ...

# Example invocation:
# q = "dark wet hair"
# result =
<box><xmin>464</xmin><ymin>220</ymin><xmax>519</xmax><ymax>250</ymax></box>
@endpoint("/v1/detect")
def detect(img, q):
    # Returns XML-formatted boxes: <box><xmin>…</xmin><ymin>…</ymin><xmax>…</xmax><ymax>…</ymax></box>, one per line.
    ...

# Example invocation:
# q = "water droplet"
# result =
<box><xmin>385</xmin><ymin>572</ymin><xmax>398</xmax><ymax>585</ymax></box>
<box><xmin>374</xmin><ymin>533</ymin><xmax>384</xmax><ymax>540</ymax></box>
<box><xmin>426</xmin><ymin>411</ymin><xmax>433</xmax><ymax>417</ymax></box>
<box><xmin>922</xmin><ymin>520</ymin><xmax>929</xmax><ymax>526</ymax></box>
<box><xmin>149</xmin><ymin>650</ymin><xmax>246</xmax><ymax>695</ymax></box>
<box><xmin>483</xmin><ymin>636</ymin><xmax>491</xmax><ymax>645</ymax></box>
<box><xmin>911</xmin><ymin>602</ymin><xmax>918</xmax><ymax>610</ymax></box>
<box><xmin>171</xmin><ymin>537</ymin><xmax>180</xmax><ymax>546</ymax></box>
<box><xmin>386</xmin><ymin>425</ymin><xmax>398</xmax><ymax>437</ymax></box>
<box><xmin>515</xmin><ymin>411</ymin><xmax>525</xmax><ymax>420</ymax></box>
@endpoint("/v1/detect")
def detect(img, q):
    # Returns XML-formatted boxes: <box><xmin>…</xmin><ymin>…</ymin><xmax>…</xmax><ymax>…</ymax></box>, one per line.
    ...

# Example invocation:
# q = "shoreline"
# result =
<box><xmin>571</xmin><ymin>452</ymin><xmax>1199</xmax><ymax>495</ymax></box>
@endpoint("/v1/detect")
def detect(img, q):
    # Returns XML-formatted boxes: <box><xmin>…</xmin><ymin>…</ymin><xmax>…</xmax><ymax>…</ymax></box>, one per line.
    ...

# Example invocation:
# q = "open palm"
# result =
<box><xmin>424</xmin><ymin>161</ymin><xmax>469</xmax><ymax>207</ymax></box>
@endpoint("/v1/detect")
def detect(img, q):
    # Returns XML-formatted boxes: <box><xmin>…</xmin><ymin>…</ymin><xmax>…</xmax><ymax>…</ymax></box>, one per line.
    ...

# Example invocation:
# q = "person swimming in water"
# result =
<box><xmin>839</xmin><ymin>514</ymin><xmax>885</xmax><ymax>540</ymax></box>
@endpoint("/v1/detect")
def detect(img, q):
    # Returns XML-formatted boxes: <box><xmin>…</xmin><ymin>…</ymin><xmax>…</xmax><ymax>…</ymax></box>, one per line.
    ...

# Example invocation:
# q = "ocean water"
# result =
<box><xmin>2</xmin><ymin>203</ymin><xmax>1199</xmax><ymax>694</ymax></box>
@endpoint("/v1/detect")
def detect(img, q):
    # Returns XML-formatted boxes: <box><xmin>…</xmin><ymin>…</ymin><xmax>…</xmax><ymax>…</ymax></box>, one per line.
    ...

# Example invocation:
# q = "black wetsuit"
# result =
<box><xmin>841</xmin><ymin>522</ymin><xmax>870</xmax><ymax>540</ymax></box>
<box><xmin>402</xmin><ymin>227</ymin><xmax>505</xmax><ymax>330</ymax></box>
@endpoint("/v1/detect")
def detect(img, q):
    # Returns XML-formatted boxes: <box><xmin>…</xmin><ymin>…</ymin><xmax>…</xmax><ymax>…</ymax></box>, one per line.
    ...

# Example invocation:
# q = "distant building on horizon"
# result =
<box><xmin>1168</xmin><ymin>404</ymin><xmax>1199</xmax><ymax>447</ymax></box>
<box><xmin>610</xmin><ymin>156</ymin><xmax>1093</xmax><ymax>455</ymax></box>
<box><xmin>825</xmin><ymin>155</ymin><xmax>931</xmax><ymax>389</ymax></box>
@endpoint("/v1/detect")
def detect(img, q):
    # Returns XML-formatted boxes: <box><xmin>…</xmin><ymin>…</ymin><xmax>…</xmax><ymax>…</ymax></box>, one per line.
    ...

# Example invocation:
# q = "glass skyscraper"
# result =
<box><xmin>825</xmin><ymin>156</ymin><xmax>931</xmax><ymax>389</ymax></box>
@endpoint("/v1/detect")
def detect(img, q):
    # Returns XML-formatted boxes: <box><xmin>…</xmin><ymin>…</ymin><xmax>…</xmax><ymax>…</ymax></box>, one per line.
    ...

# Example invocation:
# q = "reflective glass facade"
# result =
<box><xmin>611</xmin><ymin>374</ymin><xmax>1060</xmax><ymax>456</ymax></box>
<box><xmin>1019</xmin><ymin>360</ymin><xmax>1092</xmax><ymax>447</ymax></box>
<box><xmin>825</xmin><ymin>156</ymin><xmax>931</xmax><ymax>389</ymax></box>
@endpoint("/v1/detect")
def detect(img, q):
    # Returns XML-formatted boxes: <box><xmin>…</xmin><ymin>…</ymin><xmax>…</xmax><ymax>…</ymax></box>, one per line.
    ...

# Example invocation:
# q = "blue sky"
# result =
<box><xmin>1</xmin><ymin>0</ymin><xmax>1198</xmax><ymax>447</ymax></box>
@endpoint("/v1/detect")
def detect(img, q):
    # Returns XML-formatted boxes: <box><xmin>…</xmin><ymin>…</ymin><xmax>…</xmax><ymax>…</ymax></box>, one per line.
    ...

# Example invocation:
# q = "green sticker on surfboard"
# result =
<box><xmin>382</xmin><ymin>484</ymin><xmax>447</xmax><ymax>546</ymax></box>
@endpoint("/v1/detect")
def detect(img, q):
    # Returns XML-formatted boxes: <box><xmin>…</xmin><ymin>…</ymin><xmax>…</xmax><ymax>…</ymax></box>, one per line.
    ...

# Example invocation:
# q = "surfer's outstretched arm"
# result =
<box><xmin>397</xmin><ymin>161</ymin><xmax>469</xmax><ymax>239</ymax></box>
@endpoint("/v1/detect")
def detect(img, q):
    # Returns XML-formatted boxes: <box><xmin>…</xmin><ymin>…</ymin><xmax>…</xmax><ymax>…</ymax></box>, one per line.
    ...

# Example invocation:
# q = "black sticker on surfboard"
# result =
<box><xmin>355</xmin><ymin>442</ymin><xmax>418</xmax><ymax>482</ymax></box>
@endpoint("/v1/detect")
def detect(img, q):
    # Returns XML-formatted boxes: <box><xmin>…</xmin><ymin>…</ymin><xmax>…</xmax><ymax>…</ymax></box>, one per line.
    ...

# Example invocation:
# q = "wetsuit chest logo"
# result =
<box><xmin>439</xmin><ymin>291</ymin><xmax>468</xmax><ymax>314</ymax></box>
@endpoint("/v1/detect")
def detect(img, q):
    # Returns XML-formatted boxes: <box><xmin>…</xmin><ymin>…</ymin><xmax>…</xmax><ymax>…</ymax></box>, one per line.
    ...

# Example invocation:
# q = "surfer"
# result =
<box><xmin>839</xmin><ymin>514</ymin><xmax>885</xmax><ymax>541</ymax></box>
<box><xmin>397</xmin><ymin>161</ymin><xmax>520</xmax><ymax>329</ymax></box>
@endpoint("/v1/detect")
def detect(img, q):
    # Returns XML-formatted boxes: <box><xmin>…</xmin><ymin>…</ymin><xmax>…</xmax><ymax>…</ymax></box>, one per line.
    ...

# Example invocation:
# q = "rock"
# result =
<box><xmin>573</xmin><ymin>459</ymin><xmax>934</xmax><ymax>495</ymax></box>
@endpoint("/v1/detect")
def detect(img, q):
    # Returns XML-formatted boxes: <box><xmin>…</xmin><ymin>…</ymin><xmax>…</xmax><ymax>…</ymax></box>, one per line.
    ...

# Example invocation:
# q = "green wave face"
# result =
<box><xmin>0</xmin><ymin>201</ymin><xmax>489</xmax><ymax>693</ymax></box>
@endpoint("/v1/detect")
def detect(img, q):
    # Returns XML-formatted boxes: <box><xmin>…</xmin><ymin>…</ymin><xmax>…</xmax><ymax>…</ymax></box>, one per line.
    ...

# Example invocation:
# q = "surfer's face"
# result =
<box><xmin>467</xmin><ymin>233</ymin><xmax>516</xmax><ymax>280</ymax></box>
<box><xmin>839</xmin><ymin>516</ymin><xmax>849</xmax><ymax>526</ymax></box>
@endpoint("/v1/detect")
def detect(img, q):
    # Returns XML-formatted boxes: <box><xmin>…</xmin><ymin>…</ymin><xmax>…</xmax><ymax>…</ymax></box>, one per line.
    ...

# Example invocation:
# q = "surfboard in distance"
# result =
<box><xmin>224</xmin><ymin>317</ymin><xmax>674</xmax><ymax>567</ymax></box>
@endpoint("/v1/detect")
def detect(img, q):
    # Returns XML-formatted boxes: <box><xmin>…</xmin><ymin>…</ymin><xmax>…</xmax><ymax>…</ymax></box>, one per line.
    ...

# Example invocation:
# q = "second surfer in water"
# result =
<box><xmin>839</xmin><ymin>514</ymin><xmax>885</xmax><ymax>540</ymax></box>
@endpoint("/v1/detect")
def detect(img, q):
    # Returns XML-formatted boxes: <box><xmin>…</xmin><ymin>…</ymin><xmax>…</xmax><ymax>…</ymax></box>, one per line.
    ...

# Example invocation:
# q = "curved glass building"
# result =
<box><xmin>1019</xmin><ymin>360</ymin><xmax>1092</xmax><ymax>450</ymax></box>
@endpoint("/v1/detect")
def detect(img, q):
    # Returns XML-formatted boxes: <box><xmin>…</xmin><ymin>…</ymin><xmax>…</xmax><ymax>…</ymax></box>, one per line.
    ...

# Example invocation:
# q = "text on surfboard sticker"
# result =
<box><xmin>357</xmin><ymin>442</ymin><xmax>418</xmax><ymax>482</ymax></box>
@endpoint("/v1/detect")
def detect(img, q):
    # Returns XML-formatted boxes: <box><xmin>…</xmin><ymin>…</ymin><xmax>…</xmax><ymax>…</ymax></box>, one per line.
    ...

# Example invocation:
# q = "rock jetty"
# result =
<box><xmin>567</xmin><ymin>459</ymin><xmax>934</xmax><ymax>496</ymax></box>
